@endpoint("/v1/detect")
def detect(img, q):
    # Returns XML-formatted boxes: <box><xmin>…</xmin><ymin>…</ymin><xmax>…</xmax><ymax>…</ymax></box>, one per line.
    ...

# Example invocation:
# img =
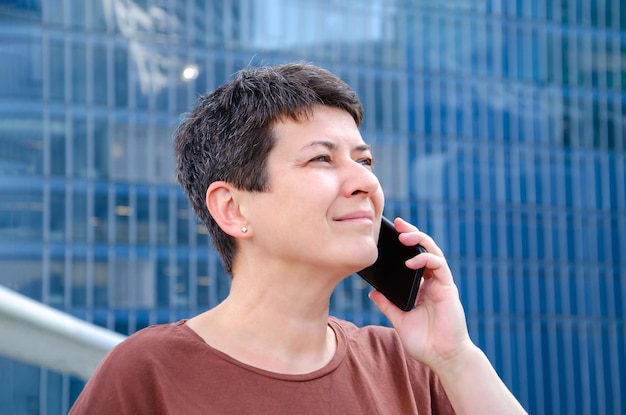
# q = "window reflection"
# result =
<box><xmin>0</xmin><ymin>187</ymin><xmax>42</xmax><ymax>241</ymax></box>
<box><xmin>92</xmin><ymin>256</ymin><xmax>109</xmax><ymax>308</ymax></box>
<box><xmin>72</xmin><ymin>188</ymin><xmax>88</xmax><ymax>242</ymax></box>
<box><xmin>134</xmin><ymin>186</ymin><xmax>148</xmax><ymax>245</ymax></box>
<box><xmin>49</xmin><ymin>38</ymin><xmax>65</xmax><ymax>102</ymax></box>
<box><xmin>72</xmin><ymin>119</ymin><xmax>88</xmax><ymax>178</ymax></box>
<box><xmin>71</xmin><ymin>40</ymin><xmax>87</xmax><ymax>103</ymax></box>
<box><xmin>93</xmin><ymin>185</ymin><xmax>108</xmax><ymax>243</ymax></box>
<box><xmin>0</xmin><ymin>35</ymin><xmax>42</xmax><ymax>99</ymax></box>
<box><xmin>111</xmin><ymin>256</ymin><xmax>155</xmax><ymax>309</ymax></box>
<box><xmin>114</xmin><ymin>184</ymin><xmax>130</xmax><ymax>244</ymax></box>
<box><xmin>176</xmin><ymin>196</ymin><xmax>189</xmax><ymax>245</ymax></box>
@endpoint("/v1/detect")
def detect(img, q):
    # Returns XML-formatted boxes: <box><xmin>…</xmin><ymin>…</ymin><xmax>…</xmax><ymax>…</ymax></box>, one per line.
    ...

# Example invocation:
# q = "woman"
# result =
<box><xmin>70</xmin><ymin>62</ymin><xmax>526</xmax><ymax>414</ymax></box>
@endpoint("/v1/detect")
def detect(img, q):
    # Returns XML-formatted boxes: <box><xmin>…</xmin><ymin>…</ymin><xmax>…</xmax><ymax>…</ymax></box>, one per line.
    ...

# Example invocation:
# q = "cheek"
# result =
<box><xmin>269</xmin><ymin>170</ymin><xmax>342</xmax><ymax>219</ymax></box>
<box><xmin>292</xmin><ymin>174</ymin><xmax>338</xmax><ymax>200</ymax></box>
<box><xmin>269</xmin><ymin>179</ymin><xmax>330</xmax><ymax>221</ymax></box>
<box><xmin>373</xmin><ymin>186</ymin><xmax>385</xmax><ymax>213</ymax></box>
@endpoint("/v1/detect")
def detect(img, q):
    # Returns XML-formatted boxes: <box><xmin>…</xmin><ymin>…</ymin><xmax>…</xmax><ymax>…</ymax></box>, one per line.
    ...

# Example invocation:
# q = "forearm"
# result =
<box><xmin>433</xmin><ymin>344</ymin><xmax>527</xmax><ymax>415</ymax></box>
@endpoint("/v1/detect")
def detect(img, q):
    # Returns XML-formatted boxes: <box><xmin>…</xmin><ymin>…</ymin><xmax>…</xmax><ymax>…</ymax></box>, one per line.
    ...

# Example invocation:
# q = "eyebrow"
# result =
<box><xmin>303</xmin><ymin>140</ymin><xmax>372</xmax><ymax>153</ymax></box>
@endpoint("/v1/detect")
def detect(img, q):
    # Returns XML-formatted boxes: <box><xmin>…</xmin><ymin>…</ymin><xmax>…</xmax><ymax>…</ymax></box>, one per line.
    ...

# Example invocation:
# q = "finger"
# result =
<box><xmin>392</xmin><ymin>217</ymin><xmax>419</xmax><ymax>233</ymax></box>
<box><xmin>391</xmin><ymin>217</ymin><xmax>445</xmax><ymax>257</ymax></box>
<box><xmin>392</xmin><ymin>218</ymin><xmax>449</xmax><ymax>279</ymax></box>
<box><xmin>398</xmin><ymin>229</ymin><xmax>445</xmax><ymax>258</ymax></box>
<box><xmin>406</xmin><ymin>252</ymin><xmax>455</xmax><ymax>286</ymax></box>
<box><xmin>368</xmin><ymin>290</ymin><xmax>408</xmax><ymax>325</ymax></box>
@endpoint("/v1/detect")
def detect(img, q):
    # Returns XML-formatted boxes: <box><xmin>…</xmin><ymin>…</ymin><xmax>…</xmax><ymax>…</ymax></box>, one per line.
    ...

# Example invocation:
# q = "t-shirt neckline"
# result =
<box><xmin>176</xmin><ymin>317</ymin><xmax>348</xmax><ymax>381</ymax></box>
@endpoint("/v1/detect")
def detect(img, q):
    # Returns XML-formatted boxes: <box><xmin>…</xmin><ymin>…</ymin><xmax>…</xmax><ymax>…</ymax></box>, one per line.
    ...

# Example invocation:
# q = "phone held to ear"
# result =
<box><xmin>357</xmin><ymin>216</ymin><xmax>427</xmax><ymax>312</ymax></box>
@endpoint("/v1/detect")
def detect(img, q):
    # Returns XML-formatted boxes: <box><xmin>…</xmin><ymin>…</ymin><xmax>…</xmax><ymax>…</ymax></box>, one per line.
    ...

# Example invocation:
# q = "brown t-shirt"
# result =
<box><xmin>70</xmin><ymin>318</ymin><xmax>455</xmax><ymax>414</ymax></box>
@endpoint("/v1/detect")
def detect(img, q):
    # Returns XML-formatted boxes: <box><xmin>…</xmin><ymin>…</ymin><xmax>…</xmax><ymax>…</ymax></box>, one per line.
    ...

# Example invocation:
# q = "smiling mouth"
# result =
<box><xmin>336</xmin><ymin>219</ymin><xmax>372</xmax><ymax>226</ymax></box>
<box><xmin>334</xmin><ymin>212</ymin><xmax>375</xmax><ymax>222</ymax></box>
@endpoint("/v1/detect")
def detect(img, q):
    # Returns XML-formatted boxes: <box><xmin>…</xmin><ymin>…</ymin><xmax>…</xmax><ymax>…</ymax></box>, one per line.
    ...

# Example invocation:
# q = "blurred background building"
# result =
<box><xmin>0</xmin><ymin>0</ymin><xmax>624</xmax><ymax>414</ymax></box>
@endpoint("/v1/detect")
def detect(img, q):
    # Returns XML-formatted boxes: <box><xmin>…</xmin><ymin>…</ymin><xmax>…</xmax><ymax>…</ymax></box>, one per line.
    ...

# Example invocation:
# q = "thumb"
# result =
<box><xmin>368</xmin><ymin>290</ymin><xmax>406</xmax><ymax>327</ymax></box>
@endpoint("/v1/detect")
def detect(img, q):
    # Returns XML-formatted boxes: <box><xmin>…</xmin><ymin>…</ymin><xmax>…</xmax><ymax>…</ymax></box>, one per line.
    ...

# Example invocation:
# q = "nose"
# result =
<box><xmin>343</xmin><ymin>159</ymin><xmax>381</xmax><ymax>197</ymax></box>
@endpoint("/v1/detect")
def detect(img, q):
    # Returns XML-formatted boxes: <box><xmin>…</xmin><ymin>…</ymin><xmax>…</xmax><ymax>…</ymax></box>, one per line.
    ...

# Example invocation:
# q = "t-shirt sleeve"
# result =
<box><xmin>69</xmin><ymin>330</ymin><xmax>166</xmax><ymax>415</ymax></box>
<box><xmin>333</xmin><ymin>319</ymin><xmax>456</xmax><ymax>414</ymax></box>
<box><xmin>392</xmin><ymin>341</ymin><xmax>455</xmax><ymax>414</ymax></box>
<box><xmin>419</xmin><ymin>359</ymin><xmax>457</xmax><ymax>414</ymax></box>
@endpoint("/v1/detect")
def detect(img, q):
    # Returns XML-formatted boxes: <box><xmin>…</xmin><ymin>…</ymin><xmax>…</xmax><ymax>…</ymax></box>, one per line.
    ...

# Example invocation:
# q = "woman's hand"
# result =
<box><xmin>369</xmin><ymin>217</ymin><xmax>528</xmax><ymax>414</ymax></box>
<box><xmin>368</xmin><ymin>217</ymin><xmax>474</xmax><ymax>371</ymax></box>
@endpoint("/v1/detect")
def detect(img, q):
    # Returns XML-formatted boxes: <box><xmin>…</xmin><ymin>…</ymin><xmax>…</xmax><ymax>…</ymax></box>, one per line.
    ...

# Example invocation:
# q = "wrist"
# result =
<box><xmin>429</xmin><ymin>339</ymin><xmax>484</xmax><ymax>379</ymax></box>
<box><xmin>428</xmin><ymin>341</ymin><xmax>528</xmax><ymax>414</ymax></box>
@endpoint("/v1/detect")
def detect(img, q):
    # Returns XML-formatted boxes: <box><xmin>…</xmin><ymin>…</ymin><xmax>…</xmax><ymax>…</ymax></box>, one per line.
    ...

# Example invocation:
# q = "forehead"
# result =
<box><xmin>271</xmin><ymin>106</ymin><xmax>364</xmax><ymax>149</ymax></box>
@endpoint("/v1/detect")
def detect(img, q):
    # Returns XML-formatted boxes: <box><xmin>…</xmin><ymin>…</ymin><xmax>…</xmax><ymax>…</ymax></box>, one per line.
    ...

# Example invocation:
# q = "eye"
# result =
<box><xmin>358</xmin><ymin>157</ymin><xmax>374</xmax><ymax>167</ymax></box>
<box><xmin>310</xmin><ymin>154</ymin><xmax>332</xmax><ymax>163</ymax></box>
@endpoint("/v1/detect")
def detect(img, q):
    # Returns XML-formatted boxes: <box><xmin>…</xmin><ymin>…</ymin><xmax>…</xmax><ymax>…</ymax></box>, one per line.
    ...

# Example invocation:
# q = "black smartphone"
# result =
<box><xmin>357</xmin><ymin>216</ymin><xmax>427</xmax><ymax>311</ymax></box>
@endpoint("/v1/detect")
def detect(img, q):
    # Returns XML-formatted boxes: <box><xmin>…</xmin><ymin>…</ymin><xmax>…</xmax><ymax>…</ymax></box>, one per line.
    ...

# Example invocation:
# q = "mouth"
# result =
<box><xmin>334</xmin><ymin>210</ymin><xmax>375</xmax><ymax>223</ymax></box>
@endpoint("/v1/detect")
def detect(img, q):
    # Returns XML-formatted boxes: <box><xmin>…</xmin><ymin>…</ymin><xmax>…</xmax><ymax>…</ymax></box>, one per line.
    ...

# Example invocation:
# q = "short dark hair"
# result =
<box><xmin>174</xmin><ymin>62</ymin><xmax>363</xmax><ymax>275</ymax></box>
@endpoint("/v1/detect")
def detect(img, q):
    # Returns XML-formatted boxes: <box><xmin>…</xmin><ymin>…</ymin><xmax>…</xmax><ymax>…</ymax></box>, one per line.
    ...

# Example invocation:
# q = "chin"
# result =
<box><xmin>347</xmin><ymin>245</ymin><xmax>379</xmax><ymax>273</ymax></box>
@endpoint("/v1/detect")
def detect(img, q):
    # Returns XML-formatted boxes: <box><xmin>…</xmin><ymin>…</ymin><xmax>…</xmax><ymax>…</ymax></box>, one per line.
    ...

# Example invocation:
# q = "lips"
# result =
<box><xmin>334</xmin><ymin>210</ymin><xmax>375</xmax><ymax>222</ymax></box>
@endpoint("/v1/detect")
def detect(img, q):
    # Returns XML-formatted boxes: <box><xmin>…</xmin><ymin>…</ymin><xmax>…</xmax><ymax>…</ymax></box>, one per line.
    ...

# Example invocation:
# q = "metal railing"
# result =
<box><xmin>0</xmin><ymin>285</ymin><xmax>126</xmax><ymax>380</ymax></box>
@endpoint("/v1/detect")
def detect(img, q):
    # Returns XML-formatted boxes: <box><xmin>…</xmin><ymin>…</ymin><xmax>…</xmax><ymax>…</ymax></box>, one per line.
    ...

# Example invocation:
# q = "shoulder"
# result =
<box><xmin>83</xmin><ymin>321</ymin><xmax>196</xmax><ymax>386</ymax></box>
<box><xmin>102</xmin><ymin>321</ymin><xmax>189</xmax><ymax>367</ymax></box>
<box><xmin>329</xmin><ymin>317</ymin><xmax>403</xmax><ymax>354</ymax></box>
<box><xmin>330</xmin><ymin>317</ymin><xmax>450</xmax><ymax>390</ymax></box>
<box><xmin>329</xmin><ymin>317</ymin><xmax>412</xmax><ymax>373</ymax></box>
<box><xmin>70</xmin><ymin>321</ymin><xmax>198</xmax><ymax>414</ymax></box>
<box><xmin>329</xmin><ymin>318</ymin><xmax>454</xmax><ymax>412</ymax></box>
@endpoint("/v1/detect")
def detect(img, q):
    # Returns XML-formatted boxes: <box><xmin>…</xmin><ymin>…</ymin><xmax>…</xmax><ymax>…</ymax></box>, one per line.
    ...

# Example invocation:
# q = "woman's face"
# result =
<box><xmin>240</xmin><ymin>105</ymin><xmax>384</xmax><ymax>276</ymax></box>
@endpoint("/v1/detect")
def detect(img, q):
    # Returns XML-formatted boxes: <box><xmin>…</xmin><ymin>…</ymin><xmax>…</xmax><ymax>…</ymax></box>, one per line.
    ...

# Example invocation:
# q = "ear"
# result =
<box><xmin>205</xmin><ymin>181</ymin><xmax>249</xmax><ymax>238</ymax></box>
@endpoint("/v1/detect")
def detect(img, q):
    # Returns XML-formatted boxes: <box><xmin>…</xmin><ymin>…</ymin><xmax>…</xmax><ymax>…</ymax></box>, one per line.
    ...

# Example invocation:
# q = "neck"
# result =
<box><xmin>187</xmin><ymin>264</ymin><xmax>341</xmax><ymax>374</ymax></box>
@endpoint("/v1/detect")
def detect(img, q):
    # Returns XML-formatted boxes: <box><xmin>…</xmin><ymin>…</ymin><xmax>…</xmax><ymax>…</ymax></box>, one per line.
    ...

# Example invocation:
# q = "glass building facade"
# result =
<box><xmin>0</xmin><ymin>0</ymin><xmax>624</xmax><ymax>413</ymax></box>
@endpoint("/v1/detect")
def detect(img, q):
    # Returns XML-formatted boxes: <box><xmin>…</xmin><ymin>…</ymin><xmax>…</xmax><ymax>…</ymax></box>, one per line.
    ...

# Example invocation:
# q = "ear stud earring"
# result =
<box><xmin>241</xmin><ymin>226</ymin><xmax>248</xmax><ymax>233</ymax></box>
